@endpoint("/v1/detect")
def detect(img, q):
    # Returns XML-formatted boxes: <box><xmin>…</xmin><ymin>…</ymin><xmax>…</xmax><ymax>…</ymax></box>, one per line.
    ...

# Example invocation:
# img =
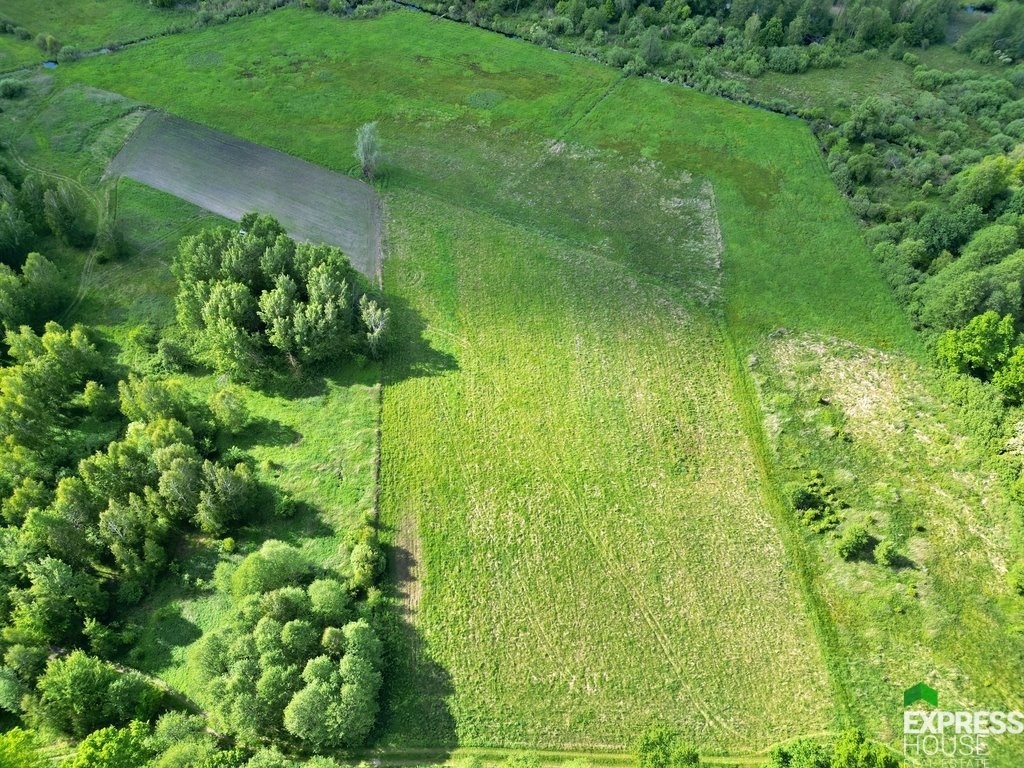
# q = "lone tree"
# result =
<box><xmin>355</xmin><ymin>122</ymin><xmax>382</xmax><ymax>181</ymax></box>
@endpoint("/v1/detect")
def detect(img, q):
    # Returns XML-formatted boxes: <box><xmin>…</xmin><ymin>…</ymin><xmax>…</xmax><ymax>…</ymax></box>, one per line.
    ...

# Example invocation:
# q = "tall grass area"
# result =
<box><xmin>378</xmin><ymin>184</ymin><xmax>832</xmax><ymax>750</ymax></box>
<box><xmin>51</xmin><ymin>6</ymin><xmax>1024</xmax><ymax>762</ymax></box>
<box><xmin>0</xmin><ymin>35</ymin><xmax>45</xmax><ymax>72</ymax></box>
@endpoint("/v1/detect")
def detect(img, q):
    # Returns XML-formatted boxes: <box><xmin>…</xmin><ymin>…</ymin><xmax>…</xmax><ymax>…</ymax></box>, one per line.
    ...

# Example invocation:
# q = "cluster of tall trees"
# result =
<box><xmin>381</xmin><ymin>0</ymin><xmax>966</xmax><ymax>87</ymax></box>
<box><xmin>172</xmin><ymin>213</ymin><xmax>390</xmax><ymax>379</ymax></box>
<box><xmin>0</xmin><ymin>324</ymin><xmax>267</xmax><ymax>690</ymax></box>
<box><xmin>767</xmin><ymin>729</ymin><xmax>902</xmax><ymax>767</ymax></box>
<box><xmin>192</xmin><ymin>535</ymin><xmax>385</xmax><ymax>751</ymax></box>
<box><xmin>0</xmin><ymin>713</ymin><xmax>363</xmax><ymax>767</ymax></box>
<box><xmin>0</xmin><ymin>170</ymin><xmax>106</xmax><ymax>264</ymax></box>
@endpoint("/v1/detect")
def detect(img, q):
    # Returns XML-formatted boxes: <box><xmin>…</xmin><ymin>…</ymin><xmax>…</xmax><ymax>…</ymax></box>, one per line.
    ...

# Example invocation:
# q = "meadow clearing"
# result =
<box><xmin>0</xmin><ymin>0</ymin><xmax>193</xmax><ymax>67</ymax></box>
<box><xmin>2</xmin><ymin>2</ymin><xmax>1015</xmax><ymax>764</ymax></box>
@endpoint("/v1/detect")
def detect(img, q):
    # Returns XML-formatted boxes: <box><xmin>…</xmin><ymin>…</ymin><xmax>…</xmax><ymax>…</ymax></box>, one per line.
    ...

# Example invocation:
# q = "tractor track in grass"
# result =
<box><xmin>350</xmin><ymin>731</ymin><xmax>879</xmax><ymax>766</ymax></box>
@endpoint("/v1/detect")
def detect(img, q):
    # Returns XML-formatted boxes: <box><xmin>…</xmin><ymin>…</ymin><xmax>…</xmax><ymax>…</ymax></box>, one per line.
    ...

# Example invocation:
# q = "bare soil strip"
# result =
<box><xmin>107</xmin><ymin>111</ymin><xmax>380</xmax><ymax>277</ymax></box>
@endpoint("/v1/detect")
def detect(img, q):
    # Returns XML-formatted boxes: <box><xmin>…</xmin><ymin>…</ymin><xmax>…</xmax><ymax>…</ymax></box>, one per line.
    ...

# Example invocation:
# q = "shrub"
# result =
<box><xmin>634</xmin><ymin>724</ymin><xmax>699</xmax><ymax>768</ymax></box>
<box><xmin>34</xmin><ymin>34</ymin><xmax>60</xmax><ymax>55</ymax></box>
<box><xmin>836</xmin><ymin>523</ymin><xmax>871</xmax><ymax>560</ymax></box>
<box><xmin>0</xmin><ymin>202</ymin><xmax>34</xmax><ymax>264</ymax></box>
<box><xmin>606</xmin><ymin>46</ymin><xmax>631</xmax><ymax>67</ymax></box>
<box><xmin>209</xmin><ymin>388</ymin><xmax>250</xmax><ymax>434</ymax></box>
<box><xmin>873</xmin><ymin>538</ymin><xmax>898</xmax><ymax>567</ymax></box>
<box><xmin>0</xmin><ymin>80</ymin><xmax>25</xmax><ymax>99</ymax></box>
<box><xmin>43</xmin><ymin>182</ymin><xmax>94</xmax><ymax>248</ymax></box>
<box><xmin>1009</xmin><ymin>559</ymin><xmax>1024</xmax><ymax>596</ymax></box>
<box><xmin>232</xmin><ymin>541</ymin><xmax>312</xmax><ymax>597</ymax></box>
<box><xmin>936</xmin><ymin>311</ymin><xmax>1015</xmax><ymax>378</ymax></box>
<box><xmin>308</xmin><ymin>579</ymin><xmax>353</xmax><ymax>626</ymax></box>
<box><xmin>787</xmin><ymin>471</ymin><xmax>845</xmax><ymax>532</ymax></box>
<box><xmin>767</xmin><ymin>46</ymin><xmax>809</xmax><ymax>74</ymax></box>
<box><xmin>56</xmin><ymin>46</ymin><xmax>81</xmax><ymax>63</ymax></box>
<box><xmin>32</xmin><ymin>651</ymin><xmax>162</xmax><ymax>737</ymax></box>
<box><xmin>95</xmin><ymin>217</ymin><xmax>125</xmax><ymax>262</ymax></box>
<box><xmin>993</xmin><ymin>347</ymin><xmax>1024</xmax><ymax>404</ymax></box>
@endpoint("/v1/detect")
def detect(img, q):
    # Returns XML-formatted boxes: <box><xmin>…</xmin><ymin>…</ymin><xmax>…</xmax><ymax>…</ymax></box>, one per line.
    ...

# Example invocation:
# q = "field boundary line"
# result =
<box><xmin>720</xmin><ymin>317</ymin><xmax>856</xmax><ymax>730</ymax></box>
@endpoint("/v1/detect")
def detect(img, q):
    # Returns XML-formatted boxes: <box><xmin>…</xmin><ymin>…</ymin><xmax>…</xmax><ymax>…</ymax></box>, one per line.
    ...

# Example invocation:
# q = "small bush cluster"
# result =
<box><xmin>787</xmin><ymin>470</ymin><xmax>846</xmax><ymax>532</ymax></box>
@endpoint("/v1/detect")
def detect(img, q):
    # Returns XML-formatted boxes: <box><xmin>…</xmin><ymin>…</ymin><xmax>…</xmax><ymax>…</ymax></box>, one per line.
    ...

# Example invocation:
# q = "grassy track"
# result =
<box><xmin>48</xmin><ymin>6</ymin><xmax>1024</xmax><ymax>762</ymax></box>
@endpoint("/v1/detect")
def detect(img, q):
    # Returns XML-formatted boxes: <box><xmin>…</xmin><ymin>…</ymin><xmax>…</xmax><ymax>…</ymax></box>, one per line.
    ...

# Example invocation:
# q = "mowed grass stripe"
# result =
<box><xmin>108</xmin><ymin>112</ymin><xmax>381</xmax><ymax>277</ymax></box>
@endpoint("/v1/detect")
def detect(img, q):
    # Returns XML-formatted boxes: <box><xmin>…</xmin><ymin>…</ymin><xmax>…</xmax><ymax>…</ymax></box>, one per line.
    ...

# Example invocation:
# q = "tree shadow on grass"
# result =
<box><xmin>246</xmin><ymin>292</ymin><xmax>459</xmax><ymax>398</ymax></box>
<box><xmin>369</xmin><ymin>539</ymin><xmax>457</xmax><ymax>752</ymax></box>
<box><xmin>383</xmin><ymin>293</ymin><xmax>459</xmax><ymax>385</ymax></box>
<box><xmin>232</xmin><ymin>417</ymin><xmax>301</xmax><ymax>450</ymax></box>
<box><xmin>124</xmin><ymin>601</ymin><xmax>202</xmax><ymax>674</ymax></box>
<box><xmin>236</xmin><ymin>500</ymin><xmax>335</xmax><ymax>551</ymax></box>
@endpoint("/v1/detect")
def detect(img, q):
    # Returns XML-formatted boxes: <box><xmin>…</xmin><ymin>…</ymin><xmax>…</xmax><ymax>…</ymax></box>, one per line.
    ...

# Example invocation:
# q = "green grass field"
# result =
<box><xmin>38</xmin><ymin>5</ymin><xmax>1024</xmax><ymax>764</ymax></box>
<box><xmin>0</xmin><ymin>35</ymin><xmax>45</xmax><ymax>72</ymax></box>
<box><xmin>0</xmin><ymin>0</ymin><xmax>191</xmax><ymax>55</ymax></box>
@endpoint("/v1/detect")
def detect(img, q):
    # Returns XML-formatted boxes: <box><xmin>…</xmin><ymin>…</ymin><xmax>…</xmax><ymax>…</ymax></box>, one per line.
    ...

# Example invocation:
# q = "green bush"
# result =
<box><xmin>634</xmin><ymin>724</ymin><xmax>699</xmax><ymax>768</ymax></box>
<box><xmin>0</xmin><ymin>80</ymin><xmax>25</xmax><ymax>99</ymax></box>
<box><xmin>32</xmin><ymin>651</ymin><xmax>163</xmax><ymax>737</ymax></box>
<box><xmin>1009</xmin><ymin>559</ymin><xmax>1024</xmax><ymax>597</ymax></box>
<box><xmin>936</xmin><ymin>311</ymin><xmax>1014</xmax><ymax>378</ymax></box>
<box><xmin>873</xmin><ymin>538</ymin><xmax>898</xmax><ymax>567</ymax></box>
<box><xmin>787</xmin><ymin>471</ymin><xmax>845</xmax><ymax>532</ymax></box>
<box><xmin>232</xmin><ymin>540</ymin><xmax>312</xmax><ymax>597</ymax></box>
<box><xmin>43</xmin><ymin>182</ymin><xmax>94</xmax><ymax>248</ymax></box>
<box><xmin>836</xmin><ymin>522</ymin><xmax>871</xmax><ymax>560</ymax></box>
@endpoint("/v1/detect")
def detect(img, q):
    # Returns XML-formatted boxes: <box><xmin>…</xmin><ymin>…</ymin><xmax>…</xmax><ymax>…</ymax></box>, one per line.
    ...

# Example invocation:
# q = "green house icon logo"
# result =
<box><xmin>904</xmin><ymin>683</ymin><xmax>938</xmax><ymax>708</ymax></box>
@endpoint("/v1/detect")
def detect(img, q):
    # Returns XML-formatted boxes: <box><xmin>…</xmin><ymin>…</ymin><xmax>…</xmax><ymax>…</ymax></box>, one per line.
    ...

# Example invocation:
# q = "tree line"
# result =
<box><xmin>0</xmin><ymin>113</ymin><xmax>394</xmax><ymax>760</ymax></box>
